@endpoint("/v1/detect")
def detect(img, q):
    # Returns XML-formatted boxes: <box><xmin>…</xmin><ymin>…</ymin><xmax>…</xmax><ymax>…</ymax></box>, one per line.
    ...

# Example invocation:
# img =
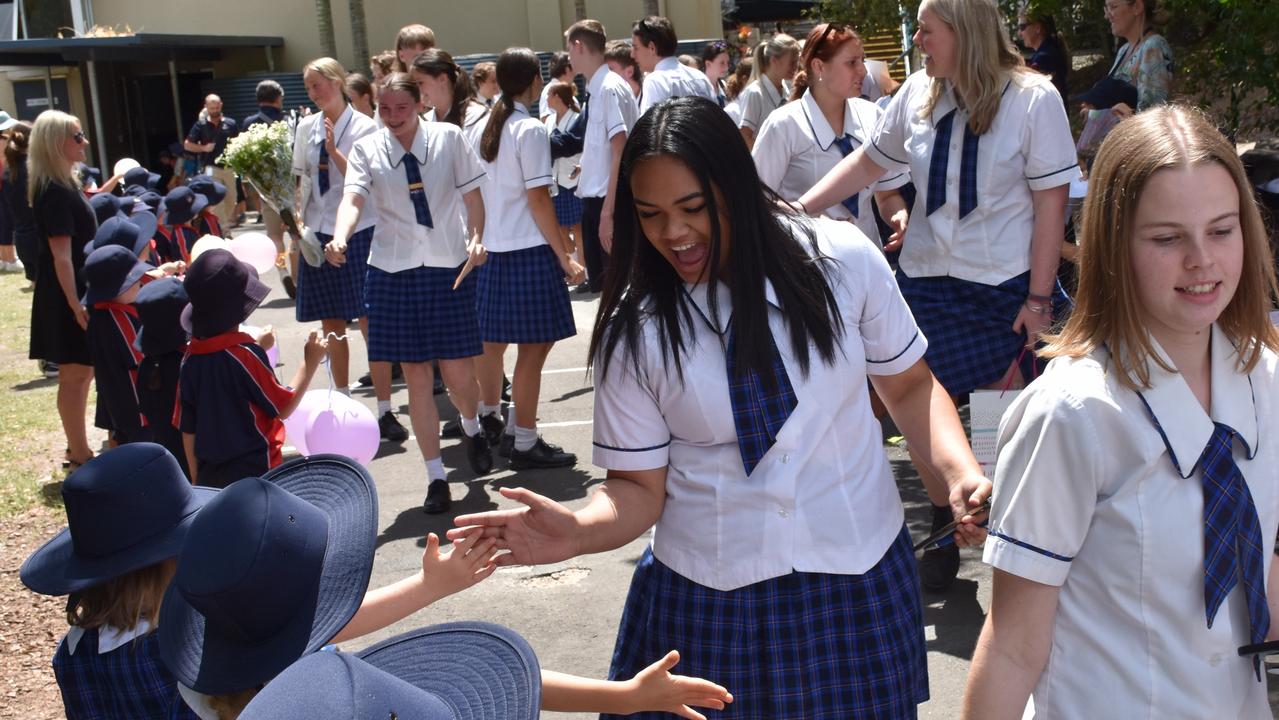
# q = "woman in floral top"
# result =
<box><xmin>1104</xmin><ymin>0</ymin><xmax>1172</xmax><ymax>116</ymax></box>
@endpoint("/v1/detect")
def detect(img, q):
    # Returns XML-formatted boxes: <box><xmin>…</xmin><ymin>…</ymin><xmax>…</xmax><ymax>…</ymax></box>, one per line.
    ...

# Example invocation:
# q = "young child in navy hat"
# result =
<box><xmin>158</xmin><ymin>186</ymin><xmax>208</xmax><ymax>264</ymax></box>
<box><xmin>84</xmin><ymin>244</ymin><xmax>152</xmax><ymax>445</ymax></box>
<box><xmin>159</xmin><ymin>455</ymin><xmax>731</xmax><ymax>719</ymax></box>
<box><xmin>20</xmin><ymin>443</ymin><xmax>216</xmax><ymax>720</ymax></box>
<box><xmin>92</xmin><ymin>212</ymin><xmax>185</xmax><ymax>281</ymax></box>
<box><xmin>123</xmin><ymin>165</ymin><xmax>162</xmax><ymax>195</ymax></box>
<box><xmin>187</xmin><ymin>175</ymin><xmax>227</xmax><ymax>238</ymax></box>
<box><xmin>178</xmin><ymin>248</ymin><xmax>326</xmax><ymax>487</ymax></box>
<box><xmin>135</xmin><ymin>277</ymin><xmax>193</xmax><ymax>479</ymax></box>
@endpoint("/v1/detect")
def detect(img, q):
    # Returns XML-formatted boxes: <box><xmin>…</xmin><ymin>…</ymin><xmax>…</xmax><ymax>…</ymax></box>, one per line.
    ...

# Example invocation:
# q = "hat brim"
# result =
<box><xmin>357</xmin><ymin>622</ymin><xmax>542</xmax><ymax>720</ymax></box>
<box><xmin>158</xmin><ymin>455</ymin><xmax>378</xmax><ymax>695</ymax></box>
<box><xmin>0</xmin><ymin>117</ymin><xmax>17</xmax><ymax>131</ymax></box>
<box><xmin>162</xmin><ymin>195</ymin><xmax>210</xmax><ymax>226</ymax></box>
<box><xmin>20</xmin><ymin>486</ymin><xmax>217</xmax><ymax>596</ymax></box>
<box><xmin>127</xmin><ymin>211</ymin><xmax>159</xmax><ymax>253</ymax></box>
<box><xmin>82</xmin><ymin>260</ymin><xmax>151</xmax><ymax>305</ymax></box>
<box><xmin>188</xmin><ymin>265</ymin><xmax>270</xmax><ymax>338</ymax></box>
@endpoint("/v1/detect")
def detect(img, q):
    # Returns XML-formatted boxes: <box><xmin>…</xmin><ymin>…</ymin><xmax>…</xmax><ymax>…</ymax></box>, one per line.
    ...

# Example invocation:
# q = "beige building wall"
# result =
<box><xmin>89</xmin><ymin>0</ymin><xmax>724</xmax><ymax>74</ymax></box>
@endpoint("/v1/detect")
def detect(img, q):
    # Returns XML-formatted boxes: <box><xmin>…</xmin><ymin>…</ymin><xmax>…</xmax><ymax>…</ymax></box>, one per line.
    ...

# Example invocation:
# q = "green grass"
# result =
<box><xmin>0</xmin><ymin>271</ymin><xmax>71</xmax><ymax>518</ymax></box>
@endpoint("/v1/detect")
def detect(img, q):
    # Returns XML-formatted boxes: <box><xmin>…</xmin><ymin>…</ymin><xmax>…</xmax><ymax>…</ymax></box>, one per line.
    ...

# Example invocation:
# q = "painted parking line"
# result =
<box><xmin>283</xmin><ymin>419</ymin><xmax>595</xmax><ymax>455</ymax></box>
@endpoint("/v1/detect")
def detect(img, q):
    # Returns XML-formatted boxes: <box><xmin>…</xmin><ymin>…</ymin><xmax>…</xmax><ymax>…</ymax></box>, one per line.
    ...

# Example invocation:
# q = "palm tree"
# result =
<box><xmin>349</xmin><ymin>0</ymin><xmax>369</xmax><ymax>71</ymax></box>
<box><xmin>315</xmin><ymin>0</ymin><xmax>336</xmax><ymax>59</ymax></box>
<box><xmin>574</xmin><ymin>0</ymin><xmax>587</xmax><ymax>20</ymax></box>
<box><xmin>643</xmin><ymin>0</ymin><xmax>660</xmax><ymax>17</ymax></box>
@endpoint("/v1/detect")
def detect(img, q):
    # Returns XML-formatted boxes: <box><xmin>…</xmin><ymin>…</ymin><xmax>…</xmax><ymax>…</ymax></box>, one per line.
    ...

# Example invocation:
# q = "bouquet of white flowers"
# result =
<box><xmin>218</xmin><ymin>122</ymin><xmax>323</xmax><ymax>266</ymax></box>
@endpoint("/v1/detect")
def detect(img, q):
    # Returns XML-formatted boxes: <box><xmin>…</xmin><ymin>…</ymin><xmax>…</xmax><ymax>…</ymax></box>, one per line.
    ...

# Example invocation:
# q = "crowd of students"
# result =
<box><xmin>14</xmin><ymin>0</ymin><xmax>1279</xmax><ymax>716</ymax></box>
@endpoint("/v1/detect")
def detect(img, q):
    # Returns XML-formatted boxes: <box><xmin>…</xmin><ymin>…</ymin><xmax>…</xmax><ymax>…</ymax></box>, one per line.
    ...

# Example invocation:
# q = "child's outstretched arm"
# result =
<box><xmin>279</xmin><ymin>329</ymin><xmax>328</xmax><ymax>418</ymax></box>
<box><xmin>541</xmin><ymin>650</ymin><xmax>732</xmax><ymax>719</ymax></box>
<box><xmin>330</xmin><ymin>532</ymin><xmax>498</xmax><ymax>644</ymax></box>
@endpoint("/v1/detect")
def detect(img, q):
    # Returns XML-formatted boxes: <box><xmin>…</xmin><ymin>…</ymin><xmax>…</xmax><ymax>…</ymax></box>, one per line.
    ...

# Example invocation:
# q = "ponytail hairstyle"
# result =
<box><xmin>410</xmin><ymin>49</ymin><xmax>474</xmax><ymax>127</ymax></box>
<box><xmin>480</xmin><ymin>47</ymin><xmax>541</xmax><ymax>163</ymax></box>
<box><xmin>790</xmin><ymin>23</ymin><xmax>861</xmax><ymax>101</ymax></box>
<box><xmin>724</xmin><ymin>56</ymin><xmax>753</xmax><ymax>100</ymax></box>
<box><xmin>547</xmin><ymin>80</ymin><xmax>580</xmax><ymax>114</ymax></box>
<box><xmin>749</xmin><ymin>33</ymin><xmax>799</xmax><ymax>84</ymax></box>
<box><xmin>4</xmin><ymin>119</ymin><xmax>32</xmax><ymax>170</ymax></box>
<box><xmin>369</xmin><ymin>50</ymin><xmax>396</xmax><ymax>80</ymax></box>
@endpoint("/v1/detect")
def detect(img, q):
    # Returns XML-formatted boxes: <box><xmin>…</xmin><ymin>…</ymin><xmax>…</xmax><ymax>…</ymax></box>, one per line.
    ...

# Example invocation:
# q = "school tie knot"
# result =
<box><xmin>402</xmin><ymin>152</ymin><xmax>433</xmax><ymax>228</ymax></box>
<box><xmin>832</xmin><ymin>133</ymin><xmax>860</xmax><ymax>218</ymax></box>
<box><xmin>726</xmin><ymin>325</ymin><xmax>798</xmax><ymax>476</ymax></box>
<box><xmin>317</xmin><ymin>139</ymin><xmax>330</xmax><ymax>196</ymax></box>
<box><xmin>1199</xmin><ymin>421</ymin><xmax>1270</xmax><ymax>679</ymax></box>
<box><xmin>925</xmin><ymin>109</ymin><xmax>980</xmax><ymax>219</ymax></box>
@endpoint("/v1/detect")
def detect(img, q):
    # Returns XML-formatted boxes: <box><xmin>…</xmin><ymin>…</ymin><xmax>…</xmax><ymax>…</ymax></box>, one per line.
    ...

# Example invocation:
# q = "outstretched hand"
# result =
<box><xmin>625</xmin><ymin>650</ymin><xmax>733</xmax><ymax>720</ymax></box>
<box><xmin>448</xmin><ymin>486</ymin><xmax>582</xmax><ymax>566</ymax></box>
<box><xmin>948</xmin><ymin>474</ymin><xmax>993</xmax><ymax>548</ymax></box>
<box><xmin>421</xmin><ymin>531</ymin><xmax>499</xmax><ymax>602</ymax></box>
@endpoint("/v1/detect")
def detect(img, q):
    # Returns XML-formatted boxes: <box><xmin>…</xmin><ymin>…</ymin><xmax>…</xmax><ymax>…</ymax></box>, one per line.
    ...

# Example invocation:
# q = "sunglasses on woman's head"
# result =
<box><xmin>816</xmin><ymin>23</ymin><xmax>850</xmax><ymax>48</ymax></box>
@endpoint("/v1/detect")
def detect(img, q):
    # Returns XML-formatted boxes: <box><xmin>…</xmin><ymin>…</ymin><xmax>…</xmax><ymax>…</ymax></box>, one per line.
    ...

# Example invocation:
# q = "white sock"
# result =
<box><xmin>377</xmin><ymin>399</ymin><xmax>391</xmax><ymax>415</ymax></box>
<box><xmin>335</xmin><ymin>386</ymin><xmax>351</xmax><ymax>397</ymax></box>
<box><xmin>424</xmin><ymin>456</ymin><xmax>446</xmax><ymax>481</ymax></box>
<box><xmin>460</xmin><ymin>415</ymin><xmax>481</xmax><ymax>437</ymax></box>
<box><xmin>479</xmin><ymin>402</ymin><xmax>501</xmax><ymax>417</ymax></box>
<box><xmin>514</xmin><ymin>425</ymin><xmax>538</xmax><ymax>452</ymax></box>
<box><xmin>505</xmin><ymin>405</ymin><xmax>518</xmax><ymax>436</ymax></box>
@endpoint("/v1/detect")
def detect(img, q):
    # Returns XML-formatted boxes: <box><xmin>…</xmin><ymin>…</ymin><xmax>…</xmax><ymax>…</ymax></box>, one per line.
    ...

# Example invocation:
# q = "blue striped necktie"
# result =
<box><xmin>1199</xmin><ymin>422</ymin><xmax>1270</xmax><ymax>678</ymax></box>
<box><xmin>402</xmin><ymin>152</ymin><xmax>433</xmax><ymax>228</ymax></box>
<box><xmin>832</xmin><ymin>133</ymin><xmax>860</xmax><ymax>218</ymax></box>
<box><xmin>725</xmin><ymin>326</ymin><xmax>798</xmax><ymax>476</ymax></box>
<box><xmin>925</xmin><ymin>109</ymin><xmax>980</xmax><ymax>219</ymax></box>
<box><xmin>317</xmin><ymin>141</ymin><xmax>330</xmax><ymax>196</ymax></box>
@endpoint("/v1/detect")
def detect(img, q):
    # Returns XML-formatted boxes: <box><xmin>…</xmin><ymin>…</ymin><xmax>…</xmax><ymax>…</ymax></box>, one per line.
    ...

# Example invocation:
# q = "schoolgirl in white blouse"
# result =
<box><xmin>736</xmin><ymin>33</ymin><xmax>798</xmax><ymax>150</ymax></box>
<box><xmin>411</xmin><ymin>49</ymin><xmax>490</xmax><ymax>151</ymax></box>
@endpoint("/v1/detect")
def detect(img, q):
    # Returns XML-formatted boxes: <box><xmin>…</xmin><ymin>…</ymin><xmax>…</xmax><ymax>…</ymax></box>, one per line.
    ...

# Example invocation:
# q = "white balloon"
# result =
<box><xmin>113</xmin><ymin>157</ymin><xmax>141</xmax><ymax>177</ymax></box>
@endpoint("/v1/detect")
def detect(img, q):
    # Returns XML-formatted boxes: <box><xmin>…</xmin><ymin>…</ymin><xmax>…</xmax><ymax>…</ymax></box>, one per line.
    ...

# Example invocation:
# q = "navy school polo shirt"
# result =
<box><xmin>177</xmin><ymin>331</ymin><xmax>295</xmax><ymax>469</ymax></box>
<box><xmin>155</xmin><ymin>224</ymin><xmax>199</xmax><ymax>265</ymax></box>
<box><xmin>87</xmin><ymin>302</ymin><xmax>149</xmax><ymax>442</ymax></box>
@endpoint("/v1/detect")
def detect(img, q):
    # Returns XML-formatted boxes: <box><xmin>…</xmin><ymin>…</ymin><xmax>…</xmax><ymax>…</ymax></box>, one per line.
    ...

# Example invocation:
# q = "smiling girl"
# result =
<box><xmin>962</xmin><ymin>105</ymin><xmax>1279</xmax><ymax>719</ymax></box>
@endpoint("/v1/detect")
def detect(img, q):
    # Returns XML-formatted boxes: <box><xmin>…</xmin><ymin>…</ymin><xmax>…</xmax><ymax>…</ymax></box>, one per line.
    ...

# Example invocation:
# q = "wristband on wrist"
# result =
<box><xmin>1027</xmin><ymin>292</ymin><xmax>1053</xmax><ymax>303</ymax></box>
<box><xmin>1024</xmin><ymin>301</ymin><xmax>1051</xmax><ymax>315</ymax></box>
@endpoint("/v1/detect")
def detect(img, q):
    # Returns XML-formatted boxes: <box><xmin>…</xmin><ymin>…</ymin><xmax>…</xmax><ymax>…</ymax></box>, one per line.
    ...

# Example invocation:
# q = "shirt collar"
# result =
<box><xmin>587</xmin><ymin>64</ymin><xmax>612</xmax><ymax>94</ymax></box>
<box><xmin>682</xmin><ymin>279</ymin><xmax>782</xmax><ymax>334</ymax></box>
<box><xmin>512</xmin><ymin>101</ymin><xmax>529</xmax><ymax>116</ymax></box>
<box><xmin>65</xmin><ymin>620</ymin><xmax>153</xmax><ymax>655</ymax></box>
<box><xmin>313</xmin><ymin>105</ymin><xmax>354</xmax><ymax>145</ymax></box>
<box><xmin>257</xmin><ymin>105</ymin><xmax>283</xmax><ymax>121</ymax></box>
<box><xmin>385</xmin><ymin>122</ymin><xmax>427</xmax><ymax>167</ymax></box>
<box><xmin>759</xmin><ymin>76</ymin><xmax>783</xmax><ymax>107</ymax></box>
<box><xmin>1134</xmin><ymin>324</ymin><xmax>1259</xmax><ymax>478</ymax></box>
<box><xmin>800</xmin><ymin>90</ymin><xmax>866</xmax><ymax>152</ymax></box>
<box><xmin>655</xmin><ymin>56</ymin><xmax>681</xmax><ymax>72</ymax></box>
<box><xmin>188</xmin><ymin>330</ymin><xmax>255</xmax><ymax>355</ymax></box>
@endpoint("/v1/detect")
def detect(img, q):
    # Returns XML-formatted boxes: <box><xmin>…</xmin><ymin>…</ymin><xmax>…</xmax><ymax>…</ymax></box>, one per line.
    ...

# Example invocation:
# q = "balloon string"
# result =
<box><xmin>320</xmin><ymin>332</ymin><xmax>350</xmax><ymax>406</ymax></box>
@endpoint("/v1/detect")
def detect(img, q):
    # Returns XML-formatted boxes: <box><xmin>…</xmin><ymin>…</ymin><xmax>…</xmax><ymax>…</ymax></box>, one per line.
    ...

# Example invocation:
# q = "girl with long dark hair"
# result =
<box><xmin>411</xmin><ymin>49</ymin><xmax>490</xmax><ymax>150</ymax></box>
<box><xmin>452</xmin><ymin>97</ymin><xmax>990</xmax><ymax>718</ymax></box>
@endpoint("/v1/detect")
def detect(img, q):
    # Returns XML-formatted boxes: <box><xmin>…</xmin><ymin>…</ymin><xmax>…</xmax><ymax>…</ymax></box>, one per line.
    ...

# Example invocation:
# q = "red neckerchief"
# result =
<box><xmin>91</xmin><ymin>301</ymin><xmax>139</xmax><ymax>317</ymax></box>
<box><xmin>187</xmin><ymin>331</ymin><xmax>256</xmax><ymax>355</ymax></box>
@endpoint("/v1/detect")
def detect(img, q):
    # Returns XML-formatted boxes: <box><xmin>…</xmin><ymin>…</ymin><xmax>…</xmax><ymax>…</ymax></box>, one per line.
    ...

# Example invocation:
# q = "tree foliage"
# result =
<box><xmin>812</xmin><ymin>0</ymin><xmax>1279</xmax><ymax>135</ymax></box>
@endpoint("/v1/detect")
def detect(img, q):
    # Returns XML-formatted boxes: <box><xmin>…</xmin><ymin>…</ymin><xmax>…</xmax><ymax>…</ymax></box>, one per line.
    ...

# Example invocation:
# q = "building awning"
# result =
<box><xmin>730</xmin><ymin>0</ymin><xmax>818</xmax><ymax>23</ymax></box>
<box><xmin>0</xmin><ymin>33</ymin><xmax>284</xmax><ymax>67</ymax></box>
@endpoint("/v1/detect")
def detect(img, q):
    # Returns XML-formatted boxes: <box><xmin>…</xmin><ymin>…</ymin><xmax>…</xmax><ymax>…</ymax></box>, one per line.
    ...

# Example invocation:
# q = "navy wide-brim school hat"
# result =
<box><xmin>82</xmin><ymin>244</ymin><xmax>150</xmax><ymax>305</ymax></box>
<box><xmin>92</xmin><ymin>211</ymin><xmax>159</xmax><ymax>257</ymax></box>
<box><xmin>239</xmin><ymin>623</ymin><xmax>542</xmax><ymax>720</ymax></box>
<box><xmin>161</xmin><ymin>186</ymin><xmax>209</xmax><ymax>225</ymax></box>
<box><xmin>1070</xmin><ymin>76</ymin><xmax>1139</xmax><ymax>110</ymax></box>
<box><xmin>158</xmin><ymin>455</ymin><xmax>378</xmax><ymax>695</ymax></box>
<box><xmin>184</xmin><ymin>248</ymin><xmax>270</xmax><ymax>338</ymax></box>
<box><xmin>187</xmin><ymin>174</ymin><xmax>227</xmax><ymax>205</ymax></box>
<box><xmin>89</xmin><ymin>191</ymin><xmax>132</xmax><ymax>227</ymax></box>
<box><xmin>134</xmin><ymin>277</ymin><xmax>190</xmax><ymax>356</ymax></box>
<box><xmin>20</xmin><ymin>444</ymin><xmax>218</xmax><ymax>596</ymax></box>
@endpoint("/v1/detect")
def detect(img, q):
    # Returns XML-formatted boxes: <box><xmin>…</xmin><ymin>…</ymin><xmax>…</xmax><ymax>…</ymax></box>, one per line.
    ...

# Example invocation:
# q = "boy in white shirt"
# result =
<box><xmin>630</xmin><ymin>15</ymin><xmax>716</xmax><ymax>115</ymax></box>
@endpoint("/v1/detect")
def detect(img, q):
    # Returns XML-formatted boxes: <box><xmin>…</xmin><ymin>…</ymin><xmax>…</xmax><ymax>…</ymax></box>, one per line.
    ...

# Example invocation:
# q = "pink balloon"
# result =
<box><xmin>304</xmin><ymin>391</ymin><xmax>379</xmax><ymax>466</ymax></box>
<box><xmin>283</xmin><ymin>389</ymin><xmax>329</xmax><ymax>456</ymax></box>
<box><xmin>227</xmin><ymin>232</ymin><xmax>278</xmax><ymax>275</ymax></box>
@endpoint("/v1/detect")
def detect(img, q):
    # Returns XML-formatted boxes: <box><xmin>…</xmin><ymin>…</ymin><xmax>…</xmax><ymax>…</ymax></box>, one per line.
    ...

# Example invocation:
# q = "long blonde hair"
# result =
<box><xmin>749</xmin><ymin>33</ymin><xmax>798</xmax><ymax>84</ymax></box>
<box><xmin>28</xmin><ymin>109</ymin><xmax>81</xmax><ymax>205</ymax></box>
<box><xmin>303</xmin><ymin>57</ymin><xmax>349</xmax><ymax>105</ymax></box>
<box><xmin>1041</xmin><ymin>105</ymin><xmax>1279</xmax><ymax>388</ymax></box>
<box><xmin>66</xmin><ymin>559</ymin><xmax>175</xmax><ymax>633</ymax></box>
<box><xmin>918</xmin><ymin>0</ymin><xmax>1028</xmax><ymax>135</ymax></box>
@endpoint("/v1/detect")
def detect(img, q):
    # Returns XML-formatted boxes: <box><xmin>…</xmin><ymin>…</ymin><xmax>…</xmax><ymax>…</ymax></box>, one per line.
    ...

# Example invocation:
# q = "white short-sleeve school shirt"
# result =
<box><xmin>424</xmin><ymin>102</ymin><xmax>490</xmax><ymax>152</ymax></box>
<box><xmin>865</xmin><ymin>70</ymin><xmax>1079</xmax><ymax>286</ymax></box>
<box><xmin>578</xmin><ymin>65</ymin><xmax>640</xmax><ymax>200</ymax></box>
<box><xmin>592</xmin><ymin>218</ymin><xmax>927</xmax><ymax>591</ymax></box>
<box><xmin>736</xmin><ymin>77</ymin><xmax>786</xmax><ymax>133</ymax></box>
<box><xmin>639</xmin><ymin>56</ymin><xmax>717</xmax><ymax>115</ymax></box>
<box><xmin>344</xmin><ymin>122</ymin><xmax>487</xmax><ymax>272</ymax></box>
<box><xmin>480</xmin><ymin>103</ymin><xmax>554</xmax><ymax>254</ymax></box>
<box><xmin>292</xmin><ymin>106</ymin><xmax>378</xmax><ymax>236</ymax></box>
<box><xmin>985</xmin><ymin>327</ymin><xmax>1279</xmax><ymax>719</ymax></box>
<box><xmin>753</xmin><ymin>91</ymin><xmax>910</xmax><ymax>245</ymax></box>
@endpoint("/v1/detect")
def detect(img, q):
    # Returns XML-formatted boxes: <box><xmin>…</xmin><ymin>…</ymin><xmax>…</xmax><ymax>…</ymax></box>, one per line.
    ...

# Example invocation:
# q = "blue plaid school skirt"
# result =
<box><xmin>364</xmin><ymin>263</ymin><xmax>482</xmax><ymax>362</ymax></box>
<box><xmin>896</xmin><ymin>270</ymin><xmax>1067</xmax><ymax>397</ymax></box>
<box><xmin>295</xmin><ymin>227</ymin><xmax>374</xmax><ymax>322</ymax></box>
<box><xmin>604</xmin><ymin>526</ymin><xmax>928</xmax><ymax>719</ymax></box>
<box><xmin>475</xmin><ymin>244</ymin><xmax>576</xmax><ymax>344</ymax></box>
<box><xmin>553</xmin><ymin>184</ymin><xmax>583</xmax><ymax>227</ymax></box>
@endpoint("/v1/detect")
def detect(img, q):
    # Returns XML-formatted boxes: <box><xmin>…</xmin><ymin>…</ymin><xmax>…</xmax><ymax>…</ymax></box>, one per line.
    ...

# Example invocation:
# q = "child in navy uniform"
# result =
<box><xmin>135</xmin><ymin>277</ymin><xmax>192</xmax><ymax>480</ymax></box>
<box><xmin>157</xmin><ymin>187</ymin><xmax>207</xmax><ymax>264</ymax></box>
<box><xmin>178</xmin><ymin>248</ymin><xmax>326</xmax><ymax>487</ymax></box>
<box><xmin>186</xmin><ymin>175</ymin><xmax>226</xmax><ymax>238</ymax></box>
<box><xmin>20</xmin><ymin>444</ymin><xmax>214</xmax><ymax>720</ymax></box>
<box><xmin>83</xmin><ymin>244</ymin><xmax>152</xmax><ymax>445</ymax></box>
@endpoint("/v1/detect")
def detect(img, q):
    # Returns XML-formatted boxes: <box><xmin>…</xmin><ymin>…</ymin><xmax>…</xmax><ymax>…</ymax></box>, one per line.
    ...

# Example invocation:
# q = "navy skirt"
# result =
<box><xmin>295</xmin><ymin>227</ymin><xmax>374</xmax><ymax>322</ymax></box>
<box><xmin>896</xmin><ymin>270</ymin><xmax>1067</xmax><ymax>397</ymax></box>
<box><xmin>475</xmin><ymin>244</ymin><xmax>576</xmax><ymax>345</ymax></box>
<box><xmin>605</xmin><ymin>526</ymin><xmax>928</xmax><ymax>719</ymax></box>
<box><xmin>365</xmin><ymin>263</ymin><xmax>482</xmax><ymax>362</ymax></box>
<box><xmin>553</xmin><ymin>185</ymin><xmax>583</xmax><ymax>227</ymax></box>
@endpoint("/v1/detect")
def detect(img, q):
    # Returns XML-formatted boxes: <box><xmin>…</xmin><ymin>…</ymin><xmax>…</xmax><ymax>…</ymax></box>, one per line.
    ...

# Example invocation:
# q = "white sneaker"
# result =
<box><xmin>0</xmin><ymin>261</ymin><xmax>17</xmax><ymax>272</ymax></box>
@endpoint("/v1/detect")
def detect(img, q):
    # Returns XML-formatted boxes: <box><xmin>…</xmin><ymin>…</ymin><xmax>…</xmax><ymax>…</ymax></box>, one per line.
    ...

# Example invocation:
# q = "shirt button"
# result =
<box><xmin>781</xmin><ymin>453</ymin><xmax>790</xmax><ymax>464</ymax></box>
<box><xmin>778</xmin><ymin>508</ymin><xmax>789</xmax><ymax>518</ymax></box>
<box><xmin>1209</xmin><ymin>653</ymin><xmax>1222</xmax><ymax>667</ymax></box>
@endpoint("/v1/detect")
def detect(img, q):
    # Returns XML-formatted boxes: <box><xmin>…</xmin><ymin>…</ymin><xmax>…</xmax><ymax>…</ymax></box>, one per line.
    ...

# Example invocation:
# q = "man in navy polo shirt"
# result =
<box><xmin>241</xmin><ymin>80</ymin><xmax>295</xmax><ymax>297</ymax></box>
<box><xmin>183</xmin><ymin>95</ymin><xmax>239</xmax><ymax>232</ymax></box>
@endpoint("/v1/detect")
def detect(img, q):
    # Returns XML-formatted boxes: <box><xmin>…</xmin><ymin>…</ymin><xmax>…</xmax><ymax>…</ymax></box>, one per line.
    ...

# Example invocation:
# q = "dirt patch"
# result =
<box><xmin>0</xmin><ymin>504</ymin><xmax>67</xmax><ymax>719</ymax></box>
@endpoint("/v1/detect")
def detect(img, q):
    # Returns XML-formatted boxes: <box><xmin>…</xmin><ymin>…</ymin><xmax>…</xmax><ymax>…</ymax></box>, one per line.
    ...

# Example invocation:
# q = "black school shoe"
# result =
<box><xmin>919</xmin><ymin>504</ymin><xmax>961</xmax><ymax>593</ymax></box>
<box><xmin>441</xmin><ymin>416</ymin><xmax>463</xmax><ymax>439</ymax></box>
<box><xmin>378</xmin><ymin>411</ymin><xmax>408</xmax><ymax>442</ymax></box>
<box><xmin>479</xmin><ymin>413</ymin><xmax>505</xmax><ymax>446</ymax></box>
<box><xmin>501</xmin><ymin>375</ymin><xmax>511</xmax><ymax>403</ymax></box>
<box><xmin>497</xmin><ymin>434</ymin><xmax>514</xmax><ymax>459</ymax></box>
<box><xmin>465</xmin><ymin>431</ymin><xmax>494</xmax><ymax>475</ymax></box>
<box><xmin>422</xmin><ymin>479</ymin><xmax>451</xmax><ymax>514</ymax></box>
<box><xmin>509</xmin><ymin>437</ymin><xmax>576</xmax><ymax>470</ymax></box>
